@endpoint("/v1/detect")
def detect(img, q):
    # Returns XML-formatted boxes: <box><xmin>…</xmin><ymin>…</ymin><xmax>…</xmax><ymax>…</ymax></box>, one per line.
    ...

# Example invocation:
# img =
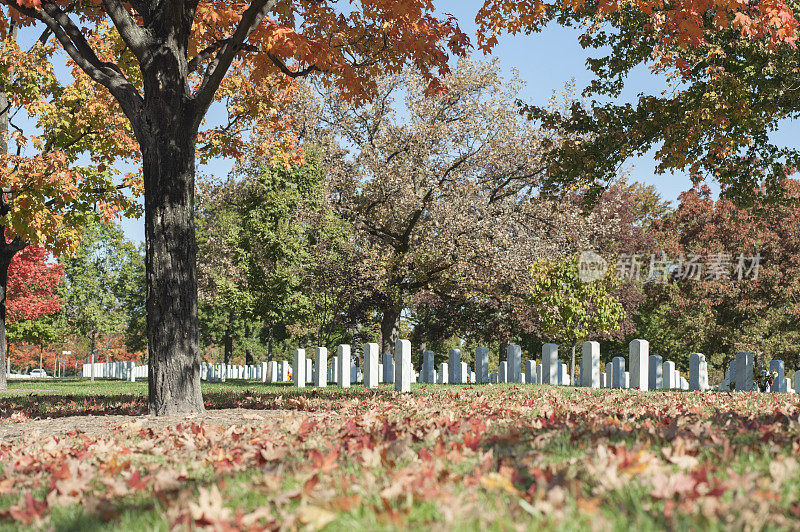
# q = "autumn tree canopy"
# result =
<box><xmin>475</xmin><ymin>0</ymin><xmax>800</xmax><ymax>201</ymax></box>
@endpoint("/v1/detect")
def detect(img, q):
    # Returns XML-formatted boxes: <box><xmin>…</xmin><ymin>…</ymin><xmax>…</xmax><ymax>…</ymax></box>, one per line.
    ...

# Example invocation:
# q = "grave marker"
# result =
<box><xmin>364</xmin><ymin>343</ymin><xmax>379</xmax><ymax>388</ymax></box>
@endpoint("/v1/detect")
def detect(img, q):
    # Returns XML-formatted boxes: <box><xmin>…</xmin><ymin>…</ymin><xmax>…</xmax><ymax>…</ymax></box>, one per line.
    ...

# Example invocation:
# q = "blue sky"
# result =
<box><xmin>104</xmin><ymin>1</ymin><xmax>795</xmax><ymax>242</ymax></box>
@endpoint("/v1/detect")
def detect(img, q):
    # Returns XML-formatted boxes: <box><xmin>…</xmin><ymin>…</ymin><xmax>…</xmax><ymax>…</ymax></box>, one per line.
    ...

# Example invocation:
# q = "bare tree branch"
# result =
<box><xmin>266</xmin><ymin>52</ymin><xmax>322</xmax><ymax>78</ymax></box>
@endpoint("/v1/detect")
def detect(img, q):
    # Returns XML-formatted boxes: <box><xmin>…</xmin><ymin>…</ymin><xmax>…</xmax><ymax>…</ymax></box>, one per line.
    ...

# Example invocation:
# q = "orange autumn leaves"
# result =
<box><xmin>3</xmin><ymin>387</ymin><xmax>800</xmax><ymax>528</ymax></box>
<box><xmin>1</xmin><ymin>0</ymin><xmax>472</xmax><ymax>256</ymax></box>
<box><xmin>476</xmin><ymin>0</ymin><xmax>799</xmax><ymax>51</ymax></box>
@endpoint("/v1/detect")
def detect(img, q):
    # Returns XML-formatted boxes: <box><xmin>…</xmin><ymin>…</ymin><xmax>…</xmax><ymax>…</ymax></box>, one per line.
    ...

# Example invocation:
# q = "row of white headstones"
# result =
<box><xmin>201</xmin><ymin>339</ymin><xmax>720</xmax><ymax>393</ymax></box>
<box><xmin>85</xmin><ymin>339</ymin><xmax>796</xmax><ymax>394</ymax></box>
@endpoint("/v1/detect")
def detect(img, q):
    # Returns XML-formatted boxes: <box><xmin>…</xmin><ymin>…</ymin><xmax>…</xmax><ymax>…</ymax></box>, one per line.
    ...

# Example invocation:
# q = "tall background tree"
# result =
<box><xmin>299</xmin><ymin>59</ymin><xmax>599</xmax><ymax>354</ymax></box>
<box><xmin>4</xmin><ymin>245</ymin><xmax>63</xmax><ymax>373</ymax></box>
<box><xmin>62</xmin><ymin>221</ymin><xmax>145</xmax><ymax>381</ymax></box>
<box><xmin>636</xmin><ymin>180</ymin><xmax>800</xmax><ymax>375</ymax></box>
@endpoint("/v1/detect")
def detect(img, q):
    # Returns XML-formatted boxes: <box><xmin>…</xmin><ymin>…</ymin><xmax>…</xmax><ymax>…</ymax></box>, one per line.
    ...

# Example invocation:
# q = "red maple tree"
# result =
<box><xmin>6</xmin><ymin>245</ymin><xmax>63</xmax><ymax>323</ymax></box>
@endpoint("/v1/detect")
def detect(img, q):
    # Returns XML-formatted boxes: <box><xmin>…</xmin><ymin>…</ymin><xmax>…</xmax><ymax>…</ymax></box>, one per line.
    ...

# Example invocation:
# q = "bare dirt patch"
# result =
<box><xmin>0</xmin><ymin>408</ymin><xmax>327</xmax><ymax>441</ymax></box>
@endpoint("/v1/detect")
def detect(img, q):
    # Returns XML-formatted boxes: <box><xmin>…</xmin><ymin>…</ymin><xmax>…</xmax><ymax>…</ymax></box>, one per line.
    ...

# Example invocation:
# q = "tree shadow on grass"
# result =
<box><xmin>0</xmin><ymin>385</ymin><xmax>407</xmax><ymax>420</ymax></box>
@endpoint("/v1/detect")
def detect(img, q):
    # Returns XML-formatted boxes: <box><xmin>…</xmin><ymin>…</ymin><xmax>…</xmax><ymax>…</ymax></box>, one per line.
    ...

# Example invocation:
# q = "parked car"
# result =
<box><xmin>29</xmin><ymin>368</ymin><xmax>48</xmax><ymax>378</ymax></box>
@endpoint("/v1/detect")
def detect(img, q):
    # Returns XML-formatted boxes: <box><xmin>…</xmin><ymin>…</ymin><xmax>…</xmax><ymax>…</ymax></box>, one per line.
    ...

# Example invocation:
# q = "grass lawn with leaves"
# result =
<box><xmin>1</xmin><ymin>379</ymin><xmax>799</xmax><ymax>530</ymax></box>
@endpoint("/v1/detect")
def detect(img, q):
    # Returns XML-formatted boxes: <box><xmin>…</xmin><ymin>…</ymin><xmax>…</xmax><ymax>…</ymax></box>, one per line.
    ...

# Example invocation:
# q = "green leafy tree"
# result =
<box><xmin>197</xmin><ymin>151</ymin><xmax>360</xmax><ymax>362</ymax></box>
<box><xmin>8</xmin><ymin>312</ymin><xmax>62</xmax><ymax>372</ymax></box>
<box><xmin>62</xmin><ymin>221</ymin><xmax>145</xmax><ymax>381</ymax></box>
<box><xmin>529</xmin><ymin>256</ymin><xmax>624</xmax><ymax>384</ymax></box>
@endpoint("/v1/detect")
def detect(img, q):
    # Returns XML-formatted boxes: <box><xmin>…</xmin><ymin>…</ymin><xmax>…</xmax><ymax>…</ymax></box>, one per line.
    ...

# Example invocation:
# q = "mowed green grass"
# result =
<box><xmin>1</xmin><ymin>380</ymin><xmax>798</xmax><ymax>531</ymax></box>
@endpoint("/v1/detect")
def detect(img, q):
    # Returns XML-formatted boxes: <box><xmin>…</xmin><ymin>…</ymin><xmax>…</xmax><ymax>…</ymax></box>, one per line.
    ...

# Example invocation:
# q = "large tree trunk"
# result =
<box><xmin>0</xmin><ymin>24</ymin><xmax>16</xmax><ymax>391</ymax></box>
<box><xmin>570</xmin><ymin>344</ymin><xmax>577</xmax><ymax>386</ymax></box>
<box><xmin>267</xmin><ymin>323</ymin><xmax>274</xmax><ymax>362</ymax></box>
<box><xmin>90</xmin><ymin>332</ymin><xmax>96</xmax><ymax>382</ymax></box>
<box><xmin>223</xmin><ymin>309</ymin><xmax>234</xmax><ymax>365</ymax></box>
<box><xmin>244</xmin><ymin>322</ymin><xmax>254</xmax><ymax>365</ymax></box>
<box><xmin>0</xmin><ymin>256</ymin><xmax>12</xmax><ymax>390</ymax></box>
<box><xmin>143</xmin><ymin>123</ymin><xmax>204</xmax><ymax>415</ymax></box>
<box><xmin>381</xmin><ymin>306</ymin><xmax>402</xmax><ymax>356</ymax></box>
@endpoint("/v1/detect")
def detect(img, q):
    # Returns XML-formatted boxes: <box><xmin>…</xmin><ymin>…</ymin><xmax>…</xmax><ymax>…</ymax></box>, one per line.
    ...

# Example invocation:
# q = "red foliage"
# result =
<box><xmin>7</xmin><ymin>245</ymin><xmax>63</xmax><ymax>323</ymax></box>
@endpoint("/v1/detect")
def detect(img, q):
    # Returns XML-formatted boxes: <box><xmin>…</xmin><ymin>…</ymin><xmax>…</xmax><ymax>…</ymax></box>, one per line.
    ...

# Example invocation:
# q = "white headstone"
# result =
<box><xmin>312</xmin><ymin>347</ymin><xmax>327</xmax><ymax>387</ymax></box>
<box><xmin>542</xmin><ymin>343</ymin><xmax>558</xmax><ymax>385</ymax></box>
<box><xmin>499</xmin><ymin>361</ymin><xmax>508</xmax><ymax>383</ymax></box>
<box><xmin>460</xmin><ymin>362</ymin><xmax>469</xmax><ymax>384</ymax></box>
<box><xmin>662</xmin><ymin>361</ymin><xmax>675</xmax><ymax>389</ymax></box>
<box><xmin>438</xmin><ymin>363</ymin><xmax>448</xmax><ymax>384</ymax></box>
<box><xmin>475</xmin><ymin>347</ymin><xmax>489</xmax><ymax>384</ymax></box>
<box><xmin>383</xmin><ymin>353</ymin><xmax>394</xmax><ymax>384</ymax></box>
<box><xmin>525</xmin><ymin>360</ymin><xmax>536</xmax><ymax>384</ymax></box>
<box><xmin>770</xmin><ymin>360</ymin><xmax>786</xmax><ymax>392</ymax></box>
<box><xmin>337</xmin><ymin>345</ymin><xmax>351</xmax><ymax>388</ymax></box>
<box><xmin>449</xmin><ymin>349</ymin><xmax>462</xmax><ymax>384</ymax></box>
<box><xmin>507</xmin><ymin>345</ymin><xmax>522</xmax><ymax>383</ymax></box>
<box><xmin>649</xmin><ymin>355</ymin><xmax>663</xmax><ymax>390</ymax></box>
<box><xmin>293</xmin><ymin>349</ymin><xmax>306</xmax><ymax>388</ymax></box>
<box><xmin>364</xmin><ymin>343</ymin><xmax>379</xmax><ymax>388</ymax></box>
<box><xmin>689</xmin><ymin>352</ymin><xmax>706</xmax><ymax>391</ymax></box>
<box><xmin>559</xmin><ymin>362</ymin><xmax>568</xmax><ymax>385</ymax></box>
<box><xmin>581</xmin><ymin>341</ymin><xmax>600</xmax><ymax>388</ymax></box>
<box><xmin>393</xmin><ymin>340</ymin><xmax>411</xmax><ymax>392</ymax></box>
<box><xmin>629</xmin><ymin>339</ymin><xmax>649</xmax><ymax>391</ymax></box>
<box><xmin>612</xmin><ymin>357</ymin><xmax>625</xmax><ymax>389</ymax></box>
<box><xmin>735</xmin><ymin>352</ymin><xmax>753</xmax><ymax>392</ymax></box>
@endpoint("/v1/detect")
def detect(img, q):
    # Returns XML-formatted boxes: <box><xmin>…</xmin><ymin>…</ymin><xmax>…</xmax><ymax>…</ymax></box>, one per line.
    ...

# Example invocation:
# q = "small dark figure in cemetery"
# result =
<box><xmin>755</xmin><ymin>369</ymin><xmax>778</xmax><ymax>392</ymax></box>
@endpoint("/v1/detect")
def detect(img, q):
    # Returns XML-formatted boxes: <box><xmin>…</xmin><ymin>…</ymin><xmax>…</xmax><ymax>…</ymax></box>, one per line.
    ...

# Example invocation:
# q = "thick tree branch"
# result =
<box><xmin>7</xmin><ymin>1</ymin><xmax>144</xmax><ymax>132</ymax></box>
<box><xmin>188</xmin><ymin>39</ymin><xmax>258</xmax><ymax>73</ymax></box>
<box><xmin>194</xmin><ymin>0</ymin><xmax>278</xmax><ymax>117</ymax></box>
<box><xmin>101</xmin><ymin>0</ymin><xmax>150</xmax><ymax>62</ymax></box>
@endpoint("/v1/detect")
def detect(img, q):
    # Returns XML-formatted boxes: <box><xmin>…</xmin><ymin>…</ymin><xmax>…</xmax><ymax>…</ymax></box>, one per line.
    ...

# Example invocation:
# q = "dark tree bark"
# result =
<box><xmin>0</xmin><ymin>255</ymin><xmax>14</xmax><ymax>390</ymax></box>
<box><xmin>381</xmin><ymin>306</ymin><xmax>402</xmax><ymax>356</ymax></box>
<box><xmin>143</xmin><ymin>123</ymin><xmax>204</xmax><ymax>415</ymax></box>
<box><xmin>267</xmin><ymin>323</ymin><xmax>274</xmax><ymax>362</ymax></box>
<box><xmin>0</xmin><ymin>26</ymin><xmax>12</xmax><ymax>390</ymax></box>
<box><xmin>570</xmin><ymin>344</ymin><xmax>577</xmax><ymax>386</ymax></box>
<box><xmin>223</xmin><ymin>309</ymin><xmax>234</xmax><ymax>365</ymax></box>
<box><xmin>244</xmin><ymin>322</ymin><xmax>254</xmax><ymax>365</ymax></box>
<box><xmin>89</xmin><ymin>331</ymin><xmax>96</xmax><ymax>382</ymax></box>
<box><xmin>0</xmin><ymin>25</ymin><xmax>25</xmax><ymax>389</ymax></box>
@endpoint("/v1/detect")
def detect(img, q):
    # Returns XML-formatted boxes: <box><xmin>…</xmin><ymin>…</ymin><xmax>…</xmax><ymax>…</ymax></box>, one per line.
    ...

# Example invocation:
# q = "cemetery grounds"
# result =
<box><xmin>1</xmin><ymin>380</ymin><xmax>800</xmax><ymax>530</ymax></box>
